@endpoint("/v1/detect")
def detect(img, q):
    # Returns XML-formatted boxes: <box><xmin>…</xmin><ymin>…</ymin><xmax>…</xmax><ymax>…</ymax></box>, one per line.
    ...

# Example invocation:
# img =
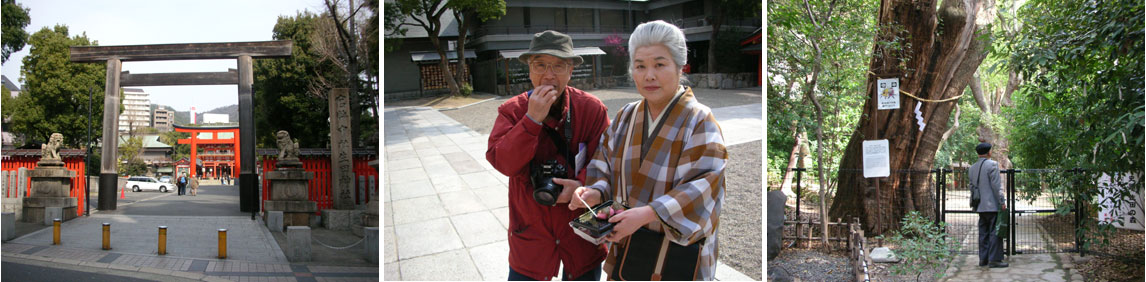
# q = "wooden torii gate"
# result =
<box><xmin>70</xmin><ymin>41</ymin><xmax>292</xmax><ymax>213</ymax></box>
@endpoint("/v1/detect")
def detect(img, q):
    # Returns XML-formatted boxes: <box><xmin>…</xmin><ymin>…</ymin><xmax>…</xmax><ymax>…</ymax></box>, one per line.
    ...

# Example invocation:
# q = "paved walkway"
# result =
<box><xmin>938</xmin><ymin>213</ymin><xmax>1083</xmax><ymax>281</ymax></box>
<box><xmin>383</xmin><ymin>104</ymin><xmax>761</xmax><ymax>280</ymax></box>
<box><xmin>3</xmin><ymin>191</ymin><xmax>378</xmax><ymax>281</ymax></box>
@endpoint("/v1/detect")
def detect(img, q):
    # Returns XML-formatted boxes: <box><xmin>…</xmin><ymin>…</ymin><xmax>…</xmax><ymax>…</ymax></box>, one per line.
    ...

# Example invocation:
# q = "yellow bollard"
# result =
<box><xmin>217</xmin><ymin>229</ymin><xmax>227</xmax><ymax>259</ymax></box>
<box><xmin>52</xmin><ymin>218</ymin><xmax>61</xmax><ymax>245</ymax></box>
<box><xmin>158</xmin><ymin>226</ymin><xmax>167</xmax><ymax>255</ymax></box>
<box><xmin>102</xmin><ymin>223</ymin><xmax>111</xmax><ymax>250</ymax></box>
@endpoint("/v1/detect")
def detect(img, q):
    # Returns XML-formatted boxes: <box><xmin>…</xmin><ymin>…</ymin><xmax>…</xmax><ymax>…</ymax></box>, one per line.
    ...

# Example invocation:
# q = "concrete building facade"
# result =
<box><xmin>118</xmin><ymin>88</ymin><xmax>152</xmax><ymax>134</ymax></box>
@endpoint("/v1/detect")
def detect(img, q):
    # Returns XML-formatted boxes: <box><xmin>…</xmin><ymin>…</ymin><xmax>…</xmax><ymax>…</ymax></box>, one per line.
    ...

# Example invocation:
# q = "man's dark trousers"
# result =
<box><xmin>978</xmin><ymin>212</ymin><xmax>1004</xmax><ymax>265</ymax></box>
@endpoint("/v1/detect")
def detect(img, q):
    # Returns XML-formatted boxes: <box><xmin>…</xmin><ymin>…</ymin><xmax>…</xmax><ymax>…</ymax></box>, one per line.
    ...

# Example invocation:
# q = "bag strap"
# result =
<box><xmin>620</xmin><ymin>102</ymin><xmax>640</xmax><ymax>206</ymax></box>
<box><xmin>973</xmin><ymin>159</ymin><xmax>986</xmax><ymax>190</ymax></box>
<box><xmin>651</xmin><ymin>235</ymin><xmax>672</xmax><ymax>280</ymax></box>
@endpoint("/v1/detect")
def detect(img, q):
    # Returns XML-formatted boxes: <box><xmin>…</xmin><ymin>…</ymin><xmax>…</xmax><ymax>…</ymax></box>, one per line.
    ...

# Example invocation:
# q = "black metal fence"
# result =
<box><xmin>773</xmin><ymin>167</ymin><xmax>1088</xmax><ymax>256</ymax></box>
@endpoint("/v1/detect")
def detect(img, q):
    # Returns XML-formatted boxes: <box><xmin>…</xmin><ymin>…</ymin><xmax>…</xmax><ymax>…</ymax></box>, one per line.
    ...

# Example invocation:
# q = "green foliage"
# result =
<box><xmin>766</xmin><ymin>0</ymin><xmax>877</xmax><ymax>186</ymax></box>
<box><xmin>159</xmin><ymin>131</ymin><xmax>191</xmax><ymax>163</ymax></box>
<box><xmin>254</xmin><ymin>12</ymin><xmax>337</xmax><ymax>148</ymax></box>
<box><xmin>447</xmin><ymin>0</ymin><xmax>505</xmax><ymax>22</ymax></box>
<box><xmin>1007</xmin><ymin>0</ymin><xmax>1144</xmax><ymax>171</ymax></box>
<box><xmin>459</xmin><ymin>82</ymin><xmax>473</xmax><ymax>97</ymax></box>
<box><xmin>85</xmin><ymin>150</ymin><xmax>100</xmax><ymax>176</ymax></box>
<box><xmin>877</xmin><ymin>211</ymin><xmax>959</xmax><ymax>281</ymax></box>
<box><xmin>1</xmin><ymin>0</ymin><xmax>30</xmax><ymax>63</ymax></box>
<box><xmin>117</xmin><ymin>136</ymin><xmax>144</xmax><ymax>175</ymax></box>
<box><xmin>5</xmin><ymin>25</ymin><xmax>105</xmax><ymax>147</ymax></box>
<box><xmin>1002</xmin><ymin>0</ymin><xmax>1143</xmax><ymax>253</ymax></box>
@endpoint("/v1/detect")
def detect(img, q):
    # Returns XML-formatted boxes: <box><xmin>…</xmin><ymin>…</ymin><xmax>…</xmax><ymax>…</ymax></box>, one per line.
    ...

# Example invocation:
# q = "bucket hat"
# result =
<box><xmin>518</xmin><ymin>30</ymin><xmax>583</xmax><ymax>65</ymax></box>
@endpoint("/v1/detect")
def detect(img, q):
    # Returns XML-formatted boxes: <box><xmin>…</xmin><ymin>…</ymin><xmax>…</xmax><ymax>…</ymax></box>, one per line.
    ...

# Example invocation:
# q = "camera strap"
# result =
<box><xmin>535</xmin><ymin>89</ymin><xmax>575</xmax><ymax>177</ymax></box>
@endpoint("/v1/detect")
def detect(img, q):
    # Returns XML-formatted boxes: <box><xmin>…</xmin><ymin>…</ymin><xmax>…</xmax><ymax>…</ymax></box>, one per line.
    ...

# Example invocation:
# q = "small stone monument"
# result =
<box><xmin>264</xmin><ymin>131</ymin><xmax>316</xmax><ymax>228</ymax></box>
<box><xmin>23</xmin><ymin>133</ymin><xmax>78</xmax><ymax>224</ymax></box>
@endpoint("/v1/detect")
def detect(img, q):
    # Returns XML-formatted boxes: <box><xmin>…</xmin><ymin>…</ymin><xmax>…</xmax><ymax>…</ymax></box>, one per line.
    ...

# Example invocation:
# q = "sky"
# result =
<box><xmin>1</xmin><ymin>0</ymin><xmax>323</xmax><ymax>113</ymax></box>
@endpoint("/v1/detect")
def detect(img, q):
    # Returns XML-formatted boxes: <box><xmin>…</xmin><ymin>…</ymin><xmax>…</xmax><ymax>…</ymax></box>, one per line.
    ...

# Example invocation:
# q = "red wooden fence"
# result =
<box><xmin>2</xmin><ymin>149</ymin><xmax>88</xmax><ymax>217</ymax></box>
<box><xmin>259</xmin><ymin>149</ymin><xmax>378</xmax><ymax>215</ymax></box>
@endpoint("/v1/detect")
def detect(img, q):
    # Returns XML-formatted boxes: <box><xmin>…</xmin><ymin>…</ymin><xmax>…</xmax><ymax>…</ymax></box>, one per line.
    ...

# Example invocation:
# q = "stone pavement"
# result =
<box><xmin>938</xmin><ymin>212</ymin><xmax>1083</xmax><ymax>281</ymax></box>
<box><xmin>2</xmin><ymin>213</ymin><xmax>378</xmax><ymax>281</ymax></box>
<box><xmin>383</xmin><ymin>104</ymin><xmax>761</xmax><ymax>280</ymax></box>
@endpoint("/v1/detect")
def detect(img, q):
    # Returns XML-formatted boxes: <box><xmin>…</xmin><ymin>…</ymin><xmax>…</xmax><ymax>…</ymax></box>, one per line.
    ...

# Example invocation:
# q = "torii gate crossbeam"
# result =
<box><xmin>70</xmin><ymin>41</ymin><xmax>292</xmax><ymax>213</ymax></box>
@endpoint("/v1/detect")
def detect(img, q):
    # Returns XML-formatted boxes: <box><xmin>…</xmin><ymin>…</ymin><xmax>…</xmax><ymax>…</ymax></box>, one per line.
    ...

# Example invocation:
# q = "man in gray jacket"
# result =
<box><xmin>971</xmin><ymin>142</ymin><xmax>1008</xmax><ymax>268</ymax></box>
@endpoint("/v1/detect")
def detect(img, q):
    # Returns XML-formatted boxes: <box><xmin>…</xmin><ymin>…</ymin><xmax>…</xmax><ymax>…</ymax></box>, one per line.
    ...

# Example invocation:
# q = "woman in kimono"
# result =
<box><xmin>562</xmin><ymin>20</ymin><xmax>727</xmax><ymax>280</ymax></box>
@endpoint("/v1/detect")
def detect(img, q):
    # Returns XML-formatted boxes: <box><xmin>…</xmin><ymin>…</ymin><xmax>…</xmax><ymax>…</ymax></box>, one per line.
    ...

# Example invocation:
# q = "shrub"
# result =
<box><xmin>460</xmin><ymin>83</ymin><xmax>473</xmax><ymax>97</ymax></box>
<box><xmin>877</xmin><ymin>211</ymin><xmax>959</xmax><ymax>282</ymax></box>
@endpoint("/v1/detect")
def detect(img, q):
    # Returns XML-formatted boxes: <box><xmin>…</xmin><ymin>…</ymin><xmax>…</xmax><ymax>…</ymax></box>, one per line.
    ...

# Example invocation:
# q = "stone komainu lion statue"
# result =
<box><xmin>276</xmin><ymin>130</ymin><xmax>300</xmax><ymax>161</ymax></box>
<box><xmin>41</xmin><ymin>133</ymin><xmax>63</xmax><ymax>161</ymax></box>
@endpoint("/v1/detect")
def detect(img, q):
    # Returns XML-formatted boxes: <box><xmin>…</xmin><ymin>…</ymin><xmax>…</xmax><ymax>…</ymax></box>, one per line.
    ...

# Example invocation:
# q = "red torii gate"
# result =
<box><xmin>175</xmin><ymin>124</ymin><xmax>240</xmax><ymax>179</ymax></box>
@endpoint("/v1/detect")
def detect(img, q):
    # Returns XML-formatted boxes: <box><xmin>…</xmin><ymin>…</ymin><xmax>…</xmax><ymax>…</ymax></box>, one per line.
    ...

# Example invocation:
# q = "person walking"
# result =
<box><xmin>190</xmin><ymin>175</ymin><xmax>199</xmax><ymax>196</ymax></box>
<box><xmin>971</xmin><ymin>142</ymin><xmax>1008</xmax><ymax>268</ymax></box>
<box><xmin>177</xmin><ymin>173</ymin><xmax>188</xmax><ymax>196</ymax></box>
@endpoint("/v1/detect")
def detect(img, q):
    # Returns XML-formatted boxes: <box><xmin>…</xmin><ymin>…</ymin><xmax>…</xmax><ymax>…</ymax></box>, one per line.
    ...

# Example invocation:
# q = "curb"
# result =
<box><xmin>3</xmin><ymin>252</ymin><xmax>203</xmax><ymax>282</ymax></box>
<box><xmin>437</xmin><ymin>97</ymin><xmax>499</xmax><ymax>111</ymax></box>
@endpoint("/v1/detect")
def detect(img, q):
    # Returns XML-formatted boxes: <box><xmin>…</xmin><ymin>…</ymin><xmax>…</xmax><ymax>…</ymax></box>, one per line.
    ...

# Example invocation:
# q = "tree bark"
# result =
<box><xmin>707</xmin><ymin>3</ymin><xmax>723</xmax><ymax>74</ymax></box>
<box><xmin>970</xmin><ymin>71</ymin><xmax>1020</xmax><ymax>169</ymax></box>
<box><xmin>454</xmin><ymin>9</ymin><xmax>472</xmax><ymax>95</ymax></box>
<box><xmin>827</xmin><ymin>0</ymin><xmax>995</xmax><ymax>235</ymax></box>
<box><xmin>780</xmin><ymin>129</ymin><xmax>806</xmax><ymax>195</ymax></box>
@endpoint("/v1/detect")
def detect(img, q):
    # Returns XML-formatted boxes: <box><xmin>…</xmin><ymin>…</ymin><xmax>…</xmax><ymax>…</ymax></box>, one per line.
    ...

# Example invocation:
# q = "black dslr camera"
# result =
<box><xmin>530</xmin><ymin>160</ymin><xmax>568</xmax><ymax>206</ymax></box>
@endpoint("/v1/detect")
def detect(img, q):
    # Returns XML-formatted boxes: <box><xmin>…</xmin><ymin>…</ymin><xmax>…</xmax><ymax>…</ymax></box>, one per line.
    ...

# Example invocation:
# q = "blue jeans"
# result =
<box><xmin>508</xmin><ymin>266</ymin><xmax>600</xmax><ymax>281</ymax></box>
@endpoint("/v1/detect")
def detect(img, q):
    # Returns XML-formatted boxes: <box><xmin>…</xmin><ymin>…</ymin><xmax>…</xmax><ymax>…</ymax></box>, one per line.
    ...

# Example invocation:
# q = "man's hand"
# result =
<box><xmin>526</xmin><ymin>85</ymin><xmax>559</xmax><ymax>123</ymax></box>
<box><xmin>605</xmin><ymin>206</ymin><xmax>658</xmax><ymax>243</ymax></box>
<box><xmin>551</xmin><ymin>178</ymin><xmax>581</xmax><ymax>204</ymax></box>
<box><xmin>566</xmin><ymin>186</ymin><xmax>602</xmax><ymax>211</ymax></box>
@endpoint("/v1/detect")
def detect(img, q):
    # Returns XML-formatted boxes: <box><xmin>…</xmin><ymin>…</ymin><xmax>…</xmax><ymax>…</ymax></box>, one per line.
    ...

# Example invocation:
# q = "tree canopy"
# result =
<box><xmin>3</xmin><ymin>25</ymin><xmax>106</xmax><ymax>148</ymax></box>
<box><xmin>1</xmin><ymin>0</ymin><xmax>30</xmax><ymax>63</ymax></box>
<box><xmin>254</xmin><ymin>12</ymin><xmax>339</xmax><ymax>149</ymax></box>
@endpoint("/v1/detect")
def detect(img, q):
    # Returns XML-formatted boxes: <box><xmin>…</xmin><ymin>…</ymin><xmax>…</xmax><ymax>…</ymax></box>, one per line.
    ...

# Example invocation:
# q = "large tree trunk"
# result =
<box><xmin>706</xmin><ymin>4</ymin><xmax>723</xmax><ymax>74</ymax></box>
<box><xmin>970</xmin><ymin>71</ymin><xmax>1019</xmax><ymax>169</ymax></box>
<box><xmin>827</xmin><ymin>0</ymin><xmax>995</xmax><ymax>235</ymax></box>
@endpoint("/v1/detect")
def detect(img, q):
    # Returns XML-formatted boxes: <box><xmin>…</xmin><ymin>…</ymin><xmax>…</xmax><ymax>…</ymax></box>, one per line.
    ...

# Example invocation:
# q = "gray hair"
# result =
<box><xmin>628</xmin><ymin>20</ymin><xmax>689</xmax><ymax>84</ymax></box>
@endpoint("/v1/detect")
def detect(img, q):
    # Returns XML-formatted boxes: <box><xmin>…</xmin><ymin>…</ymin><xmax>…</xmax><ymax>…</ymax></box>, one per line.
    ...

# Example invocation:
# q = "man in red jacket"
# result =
<box><xmin>486</xmin><ymin>30</ymin><xmax>610</xmax><ymax>281</ymax></box>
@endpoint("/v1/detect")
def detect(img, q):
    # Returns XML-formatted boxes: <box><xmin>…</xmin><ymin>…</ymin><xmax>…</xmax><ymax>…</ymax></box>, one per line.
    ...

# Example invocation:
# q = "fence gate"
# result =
<box><xmin>939</xmin><ymin>168</ymin><xmax>1082</xmax><ymax>255</ymax></box>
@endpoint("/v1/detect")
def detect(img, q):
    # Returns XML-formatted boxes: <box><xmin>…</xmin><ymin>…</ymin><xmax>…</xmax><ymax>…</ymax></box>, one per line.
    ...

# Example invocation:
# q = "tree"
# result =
<box><xmin>1006</xmin><ymin>0</ymin><xmax>1143</xmax><ymax>250</ymax></box>
<box><xmin>384</xmin><ymin>0</ymin><xmax>462</xmax><ymax>96</ymax></box>
<box><xmin>254</xmin><ymin>12</ymin><xmax>338</xmax><ymax>148</ymax></box>
<box><xmin>4</xmin><ymin>25</ymin><xmax>106</xmax><ymax>148</ymax></box>
<box><xmin>769</xmin><ymin>0</ymin><xmax>878</xmax><ymax>247</ymax></box>
<box><xmin>316</xmin><ymin>0</ymin><xmax>380</xmax><ymax>149</ymax></box>
<box><xmin>448</xmin><ymin>0</ymin><xmax>505</xmax><ymax>93</ymax></box>
<box><xmin>828</xmin><ymin>0</ymin><xmax>997</xmax><ymax>235</ymax></box>
<box><xmin>159</xmin><ymin>131</ymin><xmax>191</xmax><ymax>164</ymax></box>
<box><xmin>706</xmin><ymin>0</ymin><xmax>760</xmax><ymax>73</ymax></box>
<box><xmin>118</xmin><ymin>136</ymin><xmax>146</xmax><ymax>176</ymax></box>
<box><xmin>1</xmin><ymin>0</ymin><xmax>30</xmax><ymax>63</ymax></box>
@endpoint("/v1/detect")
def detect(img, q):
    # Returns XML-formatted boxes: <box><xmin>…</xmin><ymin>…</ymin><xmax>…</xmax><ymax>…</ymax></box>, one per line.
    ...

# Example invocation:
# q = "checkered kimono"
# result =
<box><xmin>585</xmin><ymin>87</ymin><xmax>727</xmax><ymax>280</ymax></box>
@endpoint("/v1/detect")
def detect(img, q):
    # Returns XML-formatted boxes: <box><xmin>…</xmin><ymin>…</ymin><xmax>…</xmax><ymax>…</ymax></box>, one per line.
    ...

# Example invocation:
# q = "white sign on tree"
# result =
<box><xmin>877</xmin><ymin>78</ymin><xmax>900</xmax><ymax>110</ymax></box>
<box><xmin>863</xmin><ymin>140</ymin><xmax>890</xmax><ymax>178</ymax></box>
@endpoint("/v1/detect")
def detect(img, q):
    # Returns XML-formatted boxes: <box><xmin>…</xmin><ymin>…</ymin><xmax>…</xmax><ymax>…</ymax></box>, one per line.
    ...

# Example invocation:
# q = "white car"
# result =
<box><xmin>125</xmin><ymin>176</ymin><xmax>171</xmax><ymax>193</ymax></box>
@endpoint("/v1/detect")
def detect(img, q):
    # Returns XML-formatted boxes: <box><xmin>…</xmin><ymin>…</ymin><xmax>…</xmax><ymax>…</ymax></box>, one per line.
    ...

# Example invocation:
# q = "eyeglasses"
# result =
<box><xmin>529</xmin><ymin>62</ymin><xmax>570</xmax><ymax>74</ymax></box>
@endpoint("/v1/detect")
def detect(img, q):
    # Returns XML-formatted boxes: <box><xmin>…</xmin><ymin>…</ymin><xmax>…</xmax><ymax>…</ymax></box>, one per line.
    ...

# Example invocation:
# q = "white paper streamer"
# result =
<box><xmin>914</xmin><ymin>102</ymin><xmax>926</xmax><ymax>131</ymax></box>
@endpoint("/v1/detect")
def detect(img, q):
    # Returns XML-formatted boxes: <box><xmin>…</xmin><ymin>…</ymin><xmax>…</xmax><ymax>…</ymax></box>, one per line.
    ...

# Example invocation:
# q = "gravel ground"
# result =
<box><xmin>718</xmin><ymin>140</ymin><xmax>764</xmax><ymax>280</ymax></box>
<box><xmin>437</xmin><ymin>87</ymin><xmax>762</xmax><ymax>135</ymax></box>
<box><xmin>767</xmin><ymin>249</ymin><xmax>852</xmax><ymax>281</ymax></box>
<box><xmin>428</xmin><ymin>86</ymin><xmax>763</xmax><ymax>279</ymax></box>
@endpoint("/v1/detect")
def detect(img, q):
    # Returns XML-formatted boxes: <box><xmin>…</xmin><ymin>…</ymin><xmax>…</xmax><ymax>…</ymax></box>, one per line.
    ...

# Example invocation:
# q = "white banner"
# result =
<box><xmin>863</xmin><ymin>140</ymin><xmax>890</xmax><ymax>178</ymax></box>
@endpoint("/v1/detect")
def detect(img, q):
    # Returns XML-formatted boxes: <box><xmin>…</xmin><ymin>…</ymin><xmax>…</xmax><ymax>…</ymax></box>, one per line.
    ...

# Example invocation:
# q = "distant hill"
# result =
<box><xmin>172</xmin><ymin>104</ymin><xmax>238</xmax><ymax>125</ymax></box>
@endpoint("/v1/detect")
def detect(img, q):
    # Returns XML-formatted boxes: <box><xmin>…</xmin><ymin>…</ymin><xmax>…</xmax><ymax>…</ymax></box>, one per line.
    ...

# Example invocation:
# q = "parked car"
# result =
<box><xmin>158</xmin><ymin>175</ymin><xmax>172</xmax><ymax>184</ymax></box>
<box><xmin>125</xmin><ymin>176</ymin><xmax>170</xmax><ymax>192</ymax></box>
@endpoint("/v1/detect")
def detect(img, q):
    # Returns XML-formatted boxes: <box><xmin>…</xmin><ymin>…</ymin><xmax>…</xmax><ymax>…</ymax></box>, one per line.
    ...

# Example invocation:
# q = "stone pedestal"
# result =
<box><xmin>264</xmin><ymin>168</ymin><xmax>316</xmax><ymax>227</ymax></box>
<box><xmin>22</xmin><ymin>166</ymin><xmax>77</xmax><ymax>223</ymax></box>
